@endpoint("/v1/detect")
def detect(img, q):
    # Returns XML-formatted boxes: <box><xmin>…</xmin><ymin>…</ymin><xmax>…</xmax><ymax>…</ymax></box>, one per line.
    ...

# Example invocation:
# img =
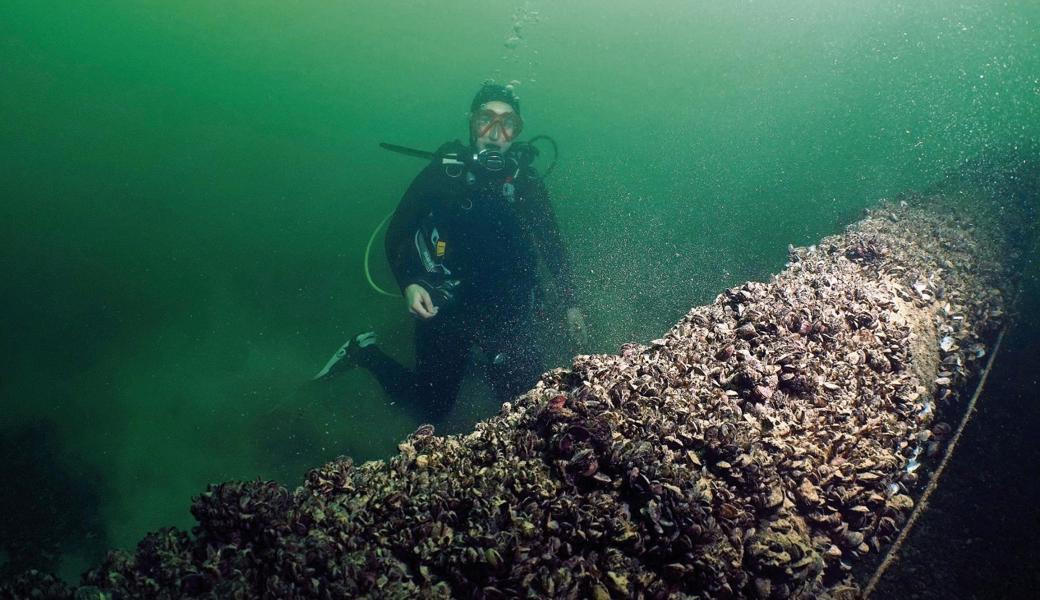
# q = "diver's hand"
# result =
<box><xmin>405</xmin><ymin>284</ymin><xmax>439</xmax><ymax>319</ymax></box>
<box><xmin>566</xmin><ymin>307</ymin><xmax>589</xmax><ymax>348</ymax></box>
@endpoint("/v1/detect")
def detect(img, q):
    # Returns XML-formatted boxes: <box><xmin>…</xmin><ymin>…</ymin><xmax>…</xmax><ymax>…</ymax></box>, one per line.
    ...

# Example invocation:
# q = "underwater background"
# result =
<box><xmin>1</xmin><ymin>0</ymin><xmax>1037</xmax><ymax>595</ymax></box>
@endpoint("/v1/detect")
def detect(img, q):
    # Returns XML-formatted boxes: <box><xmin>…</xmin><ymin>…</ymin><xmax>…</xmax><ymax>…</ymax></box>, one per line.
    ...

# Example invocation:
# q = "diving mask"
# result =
<box><xmin>471</xmin><ymin>108</ymin><xmax>523</xmax><ymax>142</ymax></box>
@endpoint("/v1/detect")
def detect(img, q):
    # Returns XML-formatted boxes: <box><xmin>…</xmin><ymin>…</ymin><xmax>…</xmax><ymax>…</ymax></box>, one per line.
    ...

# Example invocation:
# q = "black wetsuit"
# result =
<box><xmin>358</xmin><ymin>140</ymin><xmax>577</xmax><ymax>423</ymax></box>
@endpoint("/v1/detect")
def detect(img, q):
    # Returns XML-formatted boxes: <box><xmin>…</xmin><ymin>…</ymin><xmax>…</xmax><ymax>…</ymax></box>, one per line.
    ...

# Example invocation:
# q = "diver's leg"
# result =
<box><xmin>353</xmin><ymin>344</ymin><xmax>418</xmax><ymax>403</ymax></box>
<box><xmin>483</xmin><ymin>296</ymin><xmax>545</xmax><ymax>404</ymax></box>
<box><xmin>410</xmin><ymin>313</ymin><xmax>475</xmax><ymax>423</ymax></box>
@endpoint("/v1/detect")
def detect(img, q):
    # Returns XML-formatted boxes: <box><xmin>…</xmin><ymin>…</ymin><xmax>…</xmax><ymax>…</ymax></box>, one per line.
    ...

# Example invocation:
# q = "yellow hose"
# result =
<box><xmin>364</xmin><ymin>212</ymin><xmax>400</xmax><ymax>297</ymax></box>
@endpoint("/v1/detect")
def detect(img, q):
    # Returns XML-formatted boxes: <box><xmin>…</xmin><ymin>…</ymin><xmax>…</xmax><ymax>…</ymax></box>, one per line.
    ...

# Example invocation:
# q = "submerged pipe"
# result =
<box><xmin>3</xmin><ymin>171</ymin><xmax>1032</xmax><ymax>599</ymax></box>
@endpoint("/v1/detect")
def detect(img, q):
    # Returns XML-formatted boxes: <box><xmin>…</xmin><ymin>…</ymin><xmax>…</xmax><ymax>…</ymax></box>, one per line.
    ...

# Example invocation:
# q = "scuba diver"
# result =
<box><xmin>314</xmin><ymin>82</ymin><xmax>587</xmax><ymax>424</ymax></box>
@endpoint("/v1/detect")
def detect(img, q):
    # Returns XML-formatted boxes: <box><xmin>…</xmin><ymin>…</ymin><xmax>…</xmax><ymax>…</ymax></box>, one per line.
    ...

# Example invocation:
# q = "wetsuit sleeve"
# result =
<box><xmin>525</xmin><ymin>177</ymin><xmax>579</xmax><ymax>307</ymax></box>
<box><xmin>384</xmin><ymin>160</ymin><xmax>442</xmax><ymax>294</ymax></box>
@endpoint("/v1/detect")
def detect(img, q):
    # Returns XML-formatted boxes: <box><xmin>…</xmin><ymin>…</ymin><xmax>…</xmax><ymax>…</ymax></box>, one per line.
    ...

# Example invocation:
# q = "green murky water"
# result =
<box><xmin>2</xmin><ymin>0</ymin><xmax>1037</xmax><ymax>582</ymax></box>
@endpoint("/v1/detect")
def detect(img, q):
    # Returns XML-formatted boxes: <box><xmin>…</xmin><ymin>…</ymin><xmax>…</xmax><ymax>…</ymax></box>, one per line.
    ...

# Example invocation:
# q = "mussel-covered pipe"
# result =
<box><xmin>12</xmin><ymin>188</ymin><xmax>1020</xmax><ymax>600</ymax></box>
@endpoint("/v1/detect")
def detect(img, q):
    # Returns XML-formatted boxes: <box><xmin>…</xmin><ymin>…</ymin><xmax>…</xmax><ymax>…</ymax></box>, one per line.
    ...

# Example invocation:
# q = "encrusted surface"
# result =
<box><xmin>3</xmin><ymin>194</ymin><xmax>1012</xmax><ymax>599</ymax></box>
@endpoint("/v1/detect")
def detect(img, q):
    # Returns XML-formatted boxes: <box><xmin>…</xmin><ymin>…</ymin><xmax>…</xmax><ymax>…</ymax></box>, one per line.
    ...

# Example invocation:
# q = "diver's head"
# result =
<box><xmin>469</xmin><ymin>83</ymin><xmax>523</xmax><ymax>153</ymax></box>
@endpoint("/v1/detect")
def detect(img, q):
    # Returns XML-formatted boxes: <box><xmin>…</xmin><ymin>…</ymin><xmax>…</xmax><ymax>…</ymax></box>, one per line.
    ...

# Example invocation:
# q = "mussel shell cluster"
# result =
<box><xmin>2</xmin><ymin>192</ymin><xmax>1014</xmax><ymax>599</ymax></box>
